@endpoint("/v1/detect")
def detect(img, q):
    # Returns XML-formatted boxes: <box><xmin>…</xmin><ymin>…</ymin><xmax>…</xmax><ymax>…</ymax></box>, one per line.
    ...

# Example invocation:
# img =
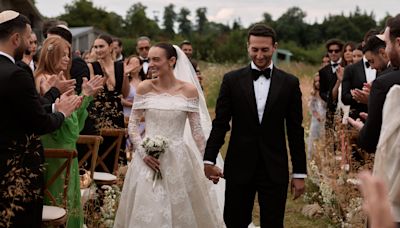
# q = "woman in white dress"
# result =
<box><xmin>114</xmin><ymin>43</ymin><xmax>225</xmax><ymax>228</ymax></box>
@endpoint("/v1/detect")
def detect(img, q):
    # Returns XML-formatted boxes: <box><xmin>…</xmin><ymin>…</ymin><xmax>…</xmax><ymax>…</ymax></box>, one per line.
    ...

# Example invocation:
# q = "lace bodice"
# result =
<box><xmin>128</xmin><ymin>93</ymin><xmax>206</xmax><ymax>157</ymax></box>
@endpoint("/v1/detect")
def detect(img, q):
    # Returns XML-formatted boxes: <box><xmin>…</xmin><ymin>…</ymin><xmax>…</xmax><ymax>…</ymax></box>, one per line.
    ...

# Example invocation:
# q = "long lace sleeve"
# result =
<box><xmin>128</xmin><ymin>109</ymin><xmax>146</xmax><ymax>159</ymax></box>
<box><xmin>188</xmin><ymin>111</ymin><xmax>206</xmax><ymax>156</ymax></box>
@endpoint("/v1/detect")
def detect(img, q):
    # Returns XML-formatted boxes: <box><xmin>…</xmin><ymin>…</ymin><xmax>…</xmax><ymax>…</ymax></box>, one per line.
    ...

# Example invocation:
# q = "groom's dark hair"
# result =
<box><xmin>247</xmin><ymin>23</ymin><xmax>276</xmax><ymax>43</ymax></box>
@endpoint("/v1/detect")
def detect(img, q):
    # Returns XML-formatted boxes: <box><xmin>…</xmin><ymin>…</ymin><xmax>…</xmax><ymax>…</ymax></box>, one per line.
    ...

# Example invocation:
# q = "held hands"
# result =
<box><xmin>291</xmin><ymin>178</ymin><xmax>305</xmax><ymax>200</ymax></box>
<box><xmin>82</xmin><ymin>75</ymin><xmax>104</xmax><ymax>96</ymax></box>
<box><xmin>204</xmin><ymin>164</ymin><xmax>224</xmax><ymax>184</ymax></box>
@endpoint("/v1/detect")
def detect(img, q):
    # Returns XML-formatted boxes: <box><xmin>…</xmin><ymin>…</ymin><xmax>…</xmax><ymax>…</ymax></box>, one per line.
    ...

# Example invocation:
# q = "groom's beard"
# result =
<box><xmin>24</xmin><ymin>49</ymin><xmax>31</xmax><ymax>56</ymax></box>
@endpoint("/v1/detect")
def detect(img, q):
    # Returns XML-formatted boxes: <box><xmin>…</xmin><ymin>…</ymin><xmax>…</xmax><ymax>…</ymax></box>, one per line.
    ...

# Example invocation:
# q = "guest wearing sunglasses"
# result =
<box><xmin>136</xmin><ymin>36</ymin><xmax>151</xmax><ymax>80</ymax></box>
<box><xmin>318</xmin><ymin>39</ymin><xmax>343</xmax><ymax>128</ymax></box>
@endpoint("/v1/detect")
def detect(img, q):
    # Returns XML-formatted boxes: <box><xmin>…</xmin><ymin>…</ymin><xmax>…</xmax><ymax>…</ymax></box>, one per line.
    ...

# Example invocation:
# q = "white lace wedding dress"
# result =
<box><xmin>114</xmin><ymin>93</ymin><xmax>225</xmax><ymax>228</ymax></box>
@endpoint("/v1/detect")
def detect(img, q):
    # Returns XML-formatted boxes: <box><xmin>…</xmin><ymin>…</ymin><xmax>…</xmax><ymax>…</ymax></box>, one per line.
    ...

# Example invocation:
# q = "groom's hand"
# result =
<box><xmin>291</xmin><ymin>178</ymin><xmax>305</xmax><ymax>200</ymax></box>
<box><xmin>204</xmin><ymin>164</ymin><xmax>223</xmax><ymax>184</ymax></box>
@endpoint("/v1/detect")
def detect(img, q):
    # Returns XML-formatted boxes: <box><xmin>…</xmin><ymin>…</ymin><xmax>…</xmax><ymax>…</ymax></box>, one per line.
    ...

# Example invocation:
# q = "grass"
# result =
<box><xmin>201</xmin><ymin>61</ymin><xmax>333</xmax><ymax>227</ymax></box>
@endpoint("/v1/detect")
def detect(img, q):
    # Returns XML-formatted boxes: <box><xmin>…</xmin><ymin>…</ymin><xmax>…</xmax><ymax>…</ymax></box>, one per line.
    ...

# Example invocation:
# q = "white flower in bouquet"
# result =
<box><xmin>141</xmin><ymin>135</ymin><xmax>169</xmax><ymax>189</ymax></box>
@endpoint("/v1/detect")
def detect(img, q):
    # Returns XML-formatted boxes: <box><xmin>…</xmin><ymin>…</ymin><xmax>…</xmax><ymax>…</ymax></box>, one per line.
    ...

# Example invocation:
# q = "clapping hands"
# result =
<box><xmin>54</xmin><ymin>89</ymin><xmax>82</xmax><ymax>118</ymax></box>
<box><xmin>82</xmin><ymin>75</ymin><xmax>104</xmax><ymax>97</ymax></box>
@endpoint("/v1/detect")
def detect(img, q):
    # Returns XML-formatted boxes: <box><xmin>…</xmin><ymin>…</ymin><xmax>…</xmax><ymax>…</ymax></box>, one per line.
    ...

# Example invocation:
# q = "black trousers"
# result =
<box><xmin>224</xmin><ymin>164</ymin><xmax>289</xmax><ymax>228</ymax></box>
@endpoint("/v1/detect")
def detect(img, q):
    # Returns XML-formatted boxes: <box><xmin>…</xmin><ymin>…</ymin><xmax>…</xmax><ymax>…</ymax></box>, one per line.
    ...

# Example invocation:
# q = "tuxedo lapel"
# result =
<box><xmin>261</xmin><ymin>67</ymin><xmax>285</xmax><ymax>124</ymax></box>
<box><xmin>357</xmin><ymin>60</ymin><xmax>367</xmax><ymax>83</ymax></box>
<box><xmin>240</xmin><ymin>66</ymin><xmax>259</xmax><ymax>122</ymax></box>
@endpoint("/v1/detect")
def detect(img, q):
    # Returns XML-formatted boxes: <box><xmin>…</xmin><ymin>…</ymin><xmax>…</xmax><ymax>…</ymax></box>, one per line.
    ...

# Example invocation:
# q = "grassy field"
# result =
<box><xmin>200</xmin><ymin>61</ymin><xmax>335</xmax><ymax>227</ymax></box>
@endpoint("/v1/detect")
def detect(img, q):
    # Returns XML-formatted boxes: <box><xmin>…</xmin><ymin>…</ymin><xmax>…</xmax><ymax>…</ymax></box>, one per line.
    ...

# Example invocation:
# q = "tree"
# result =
<box><xmin>59</xmin><ymin>0</ymin><xmax>124</xmax><ymax>36</ymax></box>
<box><xmin>177</xmin><ymin>7</ymin><xmax>192</xmax><ymax>38</ymax></box>
<box><xmin>124</xmin><ymin>3</ymin><xmax>160</xmax><ymax>38</ymax></box>
<box><xmin>275</xmin><ymin>7</ymin><xmax>308</xmax><ymax>46</ymax></box>
<box><xmin>195</xmin><ymin>7</ymin><xmax>208</xmax><ymax>34</ymax></box>
<box><xmin>163</xmin><ymin>4</ymin><xmax>177</xmax><ymax>39</ymax></box>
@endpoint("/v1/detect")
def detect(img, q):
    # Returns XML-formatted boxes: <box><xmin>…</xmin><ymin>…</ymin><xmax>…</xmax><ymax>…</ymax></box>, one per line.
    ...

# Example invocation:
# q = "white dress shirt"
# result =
<box><xmin>140</xmin><ymin>57</ymin><xmax>149</xmax><ymax>74</ymax></box>
<box><xmin>363</xmin><ymin>56</ymin><xmax>377</xmax><ymax>83</ymax></box>
<box><xmin>330</xmin><ymin>58</ymin><xmax>342</xmax><ymax>73</ymax></box>
<box><xmin>251</xmin><ymin>61</ymin><xmax>272</xmax><ymax>123</ymax></box>
<box><xmin>0</xmin><ymin>51</ymin><xmax>15</xmax><ymax>63</ymax></box>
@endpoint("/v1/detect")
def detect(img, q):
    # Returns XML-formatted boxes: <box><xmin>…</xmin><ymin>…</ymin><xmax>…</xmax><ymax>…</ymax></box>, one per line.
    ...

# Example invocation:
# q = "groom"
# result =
<box><xmin>204</xmin><ymin>24</ymin><xmax>307</xmax><ymax>227</ymax></box>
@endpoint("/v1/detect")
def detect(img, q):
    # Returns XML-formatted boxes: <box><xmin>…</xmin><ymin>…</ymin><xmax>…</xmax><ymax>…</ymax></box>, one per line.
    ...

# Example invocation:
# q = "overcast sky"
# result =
<box><xmin>35</xmin><ymin>0</ymin><xmax>397</xmax><ymax>27</ymax></box>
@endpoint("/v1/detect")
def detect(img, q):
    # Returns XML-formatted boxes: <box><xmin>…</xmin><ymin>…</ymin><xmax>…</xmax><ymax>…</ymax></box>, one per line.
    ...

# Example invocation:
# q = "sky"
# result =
<box><xmin>35</xmin><ymin>0</ymin><xmax>398</xmax><ymax>27</ymax></box>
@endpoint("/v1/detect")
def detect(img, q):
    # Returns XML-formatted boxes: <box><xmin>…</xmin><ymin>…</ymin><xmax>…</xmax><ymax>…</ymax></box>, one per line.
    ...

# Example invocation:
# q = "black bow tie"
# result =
<box><xmin>365</xmin><ymin>61</ymin><xmax>370</xmax><ymax>68</ymax></box>
<box><xmin>141</xmin><ymin>59</ymin><xmax>148</xmax><ymax>63</ymax></box>
<box><xmin>252</xmin><ymin>68</ymin><xmax>271</xmax><ymax>80</ymax></box>
<box><xmin>331</xmin><ymin>63</ymin><xmax>339</xmax><ymax>67</ymax></box>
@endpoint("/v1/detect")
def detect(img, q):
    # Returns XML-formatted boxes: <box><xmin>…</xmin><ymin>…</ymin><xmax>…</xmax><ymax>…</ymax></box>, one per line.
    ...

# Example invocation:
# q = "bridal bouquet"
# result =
<box><xmin>141</xmin><ymin>135</ymin><xmax>169</xmax><ymax>189</ymax></box>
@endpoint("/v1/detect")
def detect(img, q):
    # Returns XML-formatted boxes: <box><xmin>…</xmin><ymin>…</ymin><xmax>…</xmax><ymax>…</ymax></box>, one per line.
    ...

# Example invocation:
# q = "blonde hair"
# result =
<box><xmin>35</xmin><ymin>36</ymin><xmax>71</xmax><ymax>80</ymax></box>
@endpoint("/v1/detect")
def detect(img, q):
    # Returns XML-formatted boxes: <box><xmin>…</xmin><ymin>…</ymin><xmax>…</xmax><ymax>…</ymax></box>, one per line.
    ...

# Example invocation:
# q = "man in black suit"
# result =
<box><xmin>0</xmin><ymin>10</ymin><xmax>80</xmax><ymax>227</ymax></box>
<box><xmin>364</xmin><ymin>35</ymin><xmax>391</xmax><ymax>76</ymax></box>
<box><xmin>319</xmin><ymin>39</ymin><xmax>343</xmax><ymax>126</ymax></box>
<box><xmin>348</xmin><ymin>14</ymin><xmax>400</xmax><ymax>153</ymax></box>
<box><xmin>204</xmin><ymin>24</ymin><xmax>307</xmax><ymax>228</ymax></box>
<box><xmin>341</xmin><ymin>32</ymin><xmax>379</xmax><ymax>119</ymax></box>
<box><xmin>137</xmin><ymin>36</ymin><xmax>151</xmax><ymax>80</ymax></box>
<box><xmin>112</xmin><ymin>37</ymin><xmax>124</xmax><ymax>62</ymax></box>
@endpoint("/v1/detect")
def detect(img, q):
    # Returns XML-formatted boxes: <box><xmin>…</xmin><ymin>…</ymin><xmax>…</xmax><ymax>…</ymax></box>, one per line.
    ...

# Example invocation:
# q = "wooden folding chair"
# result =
<box><xmin>77</xmin><ymin>135</ymin><xmax>103</xmax><ymax>180</ymax></box>
<box><xmin>93</xmin><ymin>128</ymin><xmax>125</xmax><ymax>184</ymax></box>
<box><xmin>42</xmin><ymin>149</ymin><xmax>77</xmax><ymax>227</ymax></box>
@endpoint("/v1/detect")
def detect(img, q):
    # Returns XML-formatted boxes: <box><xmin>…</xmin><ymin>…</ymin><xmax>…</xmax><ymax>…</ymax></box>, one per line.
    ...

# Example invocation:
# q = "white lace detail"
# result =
<box><xmin>133</xmin><ymin>92</ymin><xmax>199</xmax><ymax>112</ymax></box>
<box><xmin>188</xmin><ymin>112</ymin><xmax>206</xmax><ymax>156</ymax></box>
<box><xmin>115</xmin><ymin>95</ymin><xmax>225</xmax><ymax>228</ymax></box>
<box><xmin>128</xmin><ymin>109</ymin><xmax>146</xmax><ymax>159</ymax></box>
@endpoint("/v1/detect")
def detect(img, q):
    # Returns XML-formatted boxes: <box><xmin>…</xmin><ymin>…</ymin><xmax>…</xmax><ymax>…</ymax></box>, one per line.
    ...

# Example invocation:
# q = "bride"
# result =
<box><xmin>113</xmin><ymin>43</ymin><xmax>225</xmax><ymax>228</ymax></box>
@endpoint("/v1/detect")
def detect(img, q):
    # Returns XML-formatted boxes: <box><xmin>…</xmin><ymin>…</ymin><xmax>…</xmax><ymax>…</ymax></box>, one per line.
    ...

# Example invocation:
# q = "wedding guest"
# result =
<box><xmin>113</xmin><ymin>37</ymin><xmax>124</xmax><ymax>62</ymax></box>
<box><xmin>136</xmin><ymin>36</ymin><xmax>151</xmax><ymax>80</ymax></box>
<box><xmin>352</xmin><ymin>43</ymin><xmax>364</xmax><ymax>63</ymax></box>
<box><xmin>322</xmin><ymin>53</ymin><xmax>330</xmax><ymax>67</ymax></box>
<box><xmin>35</xmin><ymin>36</ymin><xmax>103</xmax><ymax>228</ymax></box>
<box><xmin>180</xmin><ymin>40</ymin><xmax>204</xmax><ymax>88</ymax></box>
<box><xmin>364</xmin><ymin>35</ymin><xmax>392</xmax><ymax>75</ymax></box>
<box><xmin>342</xmin><ymin>42</ymin><xmax>356</xmax><ymax>67</ymax></box>
<box><xmin>0</xmin><ymin>10</ymin><xmax>79</xmax><ymax>227</ymax></box>
<box><xmin>342</xmin><ymin>30</ymin><xmax>378</xmax><ymax>120</ymax></box>
<box><xmin>358</xmin><ymin>171</ymin><xmax>396</xmax><ymax>228</ymax></box>
<box><xmin>47</xmin><ymin>24</ymin><xmax>89</xmax><ymax>95</ymax></box>
<box><xmin>348</xmin><ymin>14</ymin><xmax>400</xmax><ymax>153</ymax></box>
<box><xmin>121</xmin><ymin>55</ymin><xmax>142</xmax><ymax>118</ymax></box>
<box><xmin>319</xmin><ymin>39</ymin><xmax>343</xmax><ymax>127</ymax></box>
<box><xmin>307</xmin><ymin>74</ymin><xmax>326</xmax><ymax>158</ymax></box>
<box><xmin>19</xmin><ymin>31</ymin><xmax>37</xmax><ymax>72</ymax></box>
<box><xmin>87</xmin><ymin>34</ymin><xmax>133</xmax><ymax>171</ymax></box>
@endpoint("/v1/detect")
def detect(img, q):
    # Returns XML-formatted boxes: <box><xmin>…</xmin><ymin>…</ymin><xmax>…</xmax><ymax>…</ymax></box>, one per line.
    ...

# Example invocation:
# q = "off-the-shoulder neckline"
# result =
<box><xmin>136</xmin><ymin>92</ymin><xmax>199</xmax><ymax>101</ymax></box>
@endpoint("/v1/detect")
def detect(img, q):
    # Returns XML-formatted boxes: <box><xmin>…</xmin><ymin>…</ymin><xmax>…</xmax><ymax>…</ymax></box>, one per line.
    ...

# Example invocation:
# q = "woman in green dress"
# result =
<box><xmin>35</xmin><ymin>36</ymin><xmax>104</xmax><ymax>228</ymax></box>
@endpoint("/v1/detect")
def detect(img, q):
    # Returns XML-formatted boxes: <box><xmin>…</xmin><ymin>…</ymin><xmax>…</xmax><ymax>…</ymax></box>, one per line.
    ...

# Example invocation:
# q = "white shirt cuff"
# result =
<box><xmin>203</xmin><ymin>160</ymin><xmax>215</xmax><ymax>165</ymax></box>
<box><xmin>293</xmin><ymin>173</ymin><xmax>307</xmax><ymax>179</ymax></box>
<box><xmin>52</xmin><ymin>103</ymin><xmax>56</xmax><ymax>113</ymax></box>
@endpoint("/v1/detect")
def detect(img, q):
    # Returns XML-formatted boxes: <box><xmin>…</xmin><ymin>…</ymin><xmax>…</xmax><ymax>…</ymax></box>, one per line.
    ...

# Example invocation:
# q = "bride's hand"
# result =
<box><xmin>143</xmin><ymin>155</ymin><xmax>160</xmax><ymax>171</ymax></box>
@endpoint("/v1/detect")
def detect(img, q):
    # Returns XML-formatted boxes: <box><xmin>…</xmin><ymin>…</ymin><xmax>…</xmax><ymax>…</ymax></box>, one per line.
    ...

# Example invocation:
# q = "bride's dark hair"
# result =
<box><xmin>154</xmin><ymin>42</ymin><xmax>178</xmax><ymax>67</ymax></box>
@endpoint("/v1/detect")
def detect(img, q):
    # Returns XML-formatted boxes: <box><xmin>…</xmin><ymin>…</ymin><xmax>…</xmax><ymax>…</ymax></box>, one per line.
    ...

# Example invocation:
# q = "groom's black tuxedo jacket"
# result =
<box><xmin>204</xmin><ymin>65</ymin><xmax>307</xmax><ymax>185</ymax></box>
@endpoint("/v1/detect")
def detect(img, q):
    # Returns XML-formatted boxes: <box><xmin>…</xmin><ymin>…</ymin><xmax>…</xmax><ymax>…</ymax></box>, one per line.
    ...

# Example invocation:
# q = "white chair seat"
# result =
<box><xmin>93</xmin><ymin>171</ymin><xmax>117</xmax><ymax>182</ymax></box>
<box><xmin>42</xmin><ymin>205</ymin><xmax>66</xmax><ymax>221</ymax></box>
